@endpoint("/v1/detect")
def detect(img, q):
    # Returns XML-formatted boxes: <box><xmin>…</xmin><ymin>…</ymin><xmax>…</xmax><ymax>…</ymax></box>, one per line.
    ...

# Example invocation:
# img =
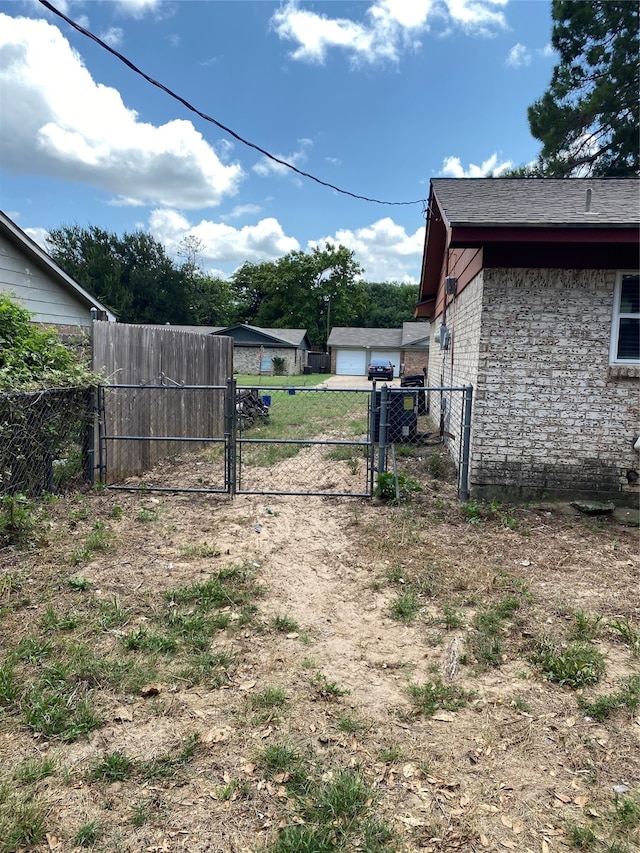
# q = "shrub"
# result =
<box><xmin>0</xmin><ymin>294</ymin><xmax>95</xmax><ymax>391</ymax></box>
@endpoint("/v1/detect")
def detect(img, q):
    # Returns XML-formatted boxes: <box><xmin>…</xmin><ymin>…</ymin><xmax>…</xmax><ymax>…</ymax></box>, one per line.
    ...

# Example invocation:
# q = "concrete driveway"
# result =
<box><xmin>314</xmin><ymin>374</ymin><xmax>403</xmax><ymax>390</ymax></box>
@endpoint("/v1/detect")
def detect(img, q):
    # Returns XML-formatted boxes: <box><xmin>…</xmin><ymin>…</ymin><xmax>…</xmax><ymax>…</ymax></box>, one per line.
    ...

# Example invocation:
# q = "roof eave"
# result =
<box><xmin>0</xmin><ymin>211</ymin><xmax>116</xmax><ymax>321</ymax></box>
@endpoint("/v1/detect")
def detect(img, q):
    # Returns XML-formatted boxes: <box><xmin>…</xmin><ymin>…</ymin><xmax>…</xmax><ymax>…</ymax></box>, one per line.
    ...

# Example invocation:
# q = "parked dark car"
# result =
<box><xmin>367</xmin><ymin>358</ymin><xmax>394</xmax><ymax>381</ymax></box>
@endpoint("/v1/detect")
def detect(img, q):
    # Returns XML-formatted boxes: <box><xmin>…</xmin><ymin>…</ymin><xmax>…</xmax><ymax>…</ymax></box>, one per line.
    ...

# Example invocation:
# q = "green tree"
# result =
<box><xmin>527</xmin><ymin>1</ymin><xmax>639</xmax><ymax>177</ymax></box>
<box><xmin>354</xmin><ymin>282</ymin><xmax>419</xmax><ymax>328</ymax></box>
<box><xmin>47</xmin><ymin>226</ymin><xmax>193</xmax><ymax>324</ymax></box>
<box><xmin>176</xmin><ymin>235</ymin><xmax>238</xmax><ymax>326</ymax></box>
<box><xmin>231</xmin><ymin>244</ymin><xmax>365</xmax><ymax>349</ymax></box>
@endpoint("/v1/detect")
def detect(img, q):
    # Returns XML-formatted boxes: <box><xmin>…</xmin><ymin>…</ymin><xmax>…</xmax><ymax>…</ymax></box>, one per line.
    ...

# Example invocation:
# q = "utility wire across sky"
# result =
<box><xmin>38</xmin><ymin>0</ymin><xmax>427</xmax><ymax>210</ymax></box>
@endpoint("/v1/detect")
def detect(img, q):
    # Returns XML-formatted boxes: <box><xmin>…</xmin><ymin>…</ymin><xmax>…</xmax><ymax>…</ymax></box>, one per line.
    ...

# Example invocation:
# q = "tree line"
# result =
<box><xmin>47</xmin><ymin>226</ymin><xmax>418</xmax><ymax>349</ymax></box>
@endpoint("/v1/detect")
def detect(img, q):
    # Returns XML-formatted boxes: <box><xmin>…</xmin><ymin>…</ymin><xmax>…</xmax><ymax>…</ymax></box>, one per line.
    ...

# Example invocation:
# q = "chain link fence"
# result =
<box><xmin>374</xmin><ymin>383</ymin><xmax>473</xmax><ymax>500</ymax></box>
<box><xmin>235</xmin><ymin>385</ymin><xmax>373</xmax><ymax>496</ymax></box>
<box><xmin>0</xmin><ymin>387</ymin><xmax>94</xmax><ymax>496</ymax></box>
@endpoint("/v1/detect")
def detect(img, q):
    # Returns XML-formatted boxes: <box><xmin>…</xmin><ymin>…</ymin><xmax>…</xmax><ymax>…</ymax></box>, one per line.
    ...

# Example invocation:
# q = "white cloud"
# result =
<box><xmin>221</xmin><ymin>204</ymin><xmax>263</xmax><ymax>221</ymax></box>
<box><xmin>113</xmin><ymin>0</ymin><xmax>163</xmax><ymax>18</ymax></box>
<box><xmin>505</xmin><ymin>42</ymin><xmax>531</xmax><ymax>68</ymax></box>
<box><xmin>271</xmin><ymin>0</ymin><xmax>507</xmax><ymax>65</ymax></box>
<box><xmin>538</xmin><ymin>42</ymin><xmax>555</xmax><ymax>58</ymax></box>
<box><xmin>147</xmin><ymin>209</ymin><xmax>422</xmax><ymax>282</ymax></box>
<box><xmin>99</xmin><ymin>27</ymin><xmax>124</xmax><ymax>49</ymax></box>
<box><xmin>0</xmin><ymin>14</ymin><xmax>244</xmax><ymax>208</ymax></box>
<box><xmin>440</xmin><ymin>153</ymin><xmax>512</xmax><ymax>177</ymax></box>
<box><xmin>148</xmin><ymin>209</ymin><xmax>300</xmax><ymax>268</ymax></box>
<box><xmin>309</xmin><ymin>217</ymin><xmax>425</xmax><ymax>283</ymax></box>
<box><xmin>24</xmin><ymin>226</ymin><xmax>49</xmax><ymax>250</ymax></box>
<box><xmin>253</xmin><ymin>139</ymin><xmax>312</xmax><ymax>178</ymax></box>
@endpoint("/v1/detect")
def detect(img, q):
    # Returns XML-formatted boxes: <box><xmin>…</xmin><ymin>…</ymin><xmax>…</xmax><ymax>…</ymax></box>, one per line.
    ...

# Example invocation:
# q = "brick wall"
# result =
<box><xmin>401</xmin><ymin>350</ymin><xmax>429</xmax><ymax>376</ymax></box>
<box><xmin>233</xmin><ymin>346</ymin><xmax>305</xmax><ymax>376</ymax></box>
<box><xmin>426</xmin><ymin>272</ymin><xmax>483</xmax><ymax>476</ymax></box>
<box><xmin>429</xmin><ymin>268</ymin><xmax>639</xmax><ymax>500</ymax></box>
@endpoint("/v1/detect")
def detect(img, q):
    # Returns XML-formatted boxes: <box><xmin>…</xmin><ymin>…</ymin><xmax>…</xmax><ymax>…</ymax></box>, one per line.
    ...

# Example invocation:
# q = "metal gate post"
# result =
<box><xmin>377</xmin><ymin>383</ymin><xmax>389</xmax><ymax>475</ymax></box>
<box><xmin>225</xmin><ymin>378</ymin><xmax>237</xmax><ymax>495</ymax></box>
<box><xmin>96</xmin><ymin>385</ymin><xmax>106</xmax><ymax>484</ymax></box>
<box><xmin>459</xmin><ymin>384</ymin><xmax>473</xmax><ymax>501</ymax></box>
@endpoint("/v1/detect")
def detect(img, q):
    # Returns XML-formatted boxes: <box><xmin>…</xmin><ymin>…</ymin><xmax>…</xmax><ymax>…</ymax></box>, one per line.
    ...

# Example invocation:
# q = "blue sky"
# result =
<box><xmin>0</xmin><ymin>0</ymin><xmax>556</xmax><ymax>283</ymax></box>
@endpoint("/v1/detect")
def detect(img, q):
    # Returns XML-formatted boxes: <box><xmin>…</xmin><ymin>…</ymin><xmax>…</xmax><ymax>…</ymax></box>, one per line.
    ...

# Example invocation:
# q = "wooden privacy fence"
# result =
<box><xmin>93</xmin><ymin>322</ymin><xmax>233</xmax><ymax>484</ymax></box>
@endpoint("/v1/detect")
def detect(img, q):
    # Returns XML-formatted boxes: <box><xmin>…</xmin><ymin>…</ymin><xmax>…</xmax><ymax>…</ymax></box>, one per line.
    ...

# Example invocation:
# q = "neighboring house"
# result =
<box><xmin>328</xmin><ymin>322</ymin><xmax>430</xmax><ymax>376</ymax></box>
<box><xmin>0</xmin><ymin>210</ymin><xmax>115</xmax><ymax>329</ymax></box>
<box><xmin>211</xmin><ymin>325</ymin><xmax>312</xmax><ymax>375</ymax></box>
<box><xmin>416</xmin><ymin>177</ymin><xmax>640</xmax><ymax>500</ymax></box>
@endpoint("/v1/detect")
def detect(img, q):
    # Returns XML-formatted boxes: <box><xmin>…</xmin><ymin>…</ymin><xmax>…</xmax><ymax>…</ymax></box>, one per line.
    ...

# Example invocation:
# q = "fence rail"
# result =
<box><xmin>0</xmin><ymin>379</ymin><xmax>473</xmax><ymax>500</ymax></box>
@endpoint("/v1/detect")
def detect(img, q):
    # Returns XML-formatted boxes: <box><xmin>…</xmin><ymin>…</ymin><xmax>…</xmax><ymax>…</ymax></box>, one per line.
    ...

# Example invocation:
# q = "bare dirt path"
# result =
<box><xmin>0</xmin><ymin>447</ymin><xmax>638</xmax><ymax>853</ymax></box>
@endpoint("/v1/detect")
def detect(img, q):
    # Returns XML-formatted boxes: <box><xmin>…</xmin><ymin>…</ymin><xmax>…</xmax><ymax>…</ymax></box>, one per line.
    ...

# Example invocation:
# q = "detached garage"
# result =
<box><xmin>329</xmin><ymin>324</ymin><xmax>429</xmax><ymax>377</ymax></box>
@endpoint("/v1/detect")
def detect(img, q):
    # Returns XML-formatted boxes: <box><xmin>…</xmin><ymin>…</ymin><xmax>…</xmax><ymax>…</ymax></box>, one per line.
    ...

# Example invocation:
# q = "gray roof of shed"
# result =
<box><xmin>431</xmin><ymin>177</ymin><xmax>640</xmax><ymax>227</ymax></box>
<box><xmin>146</xmin><ymin>324</ymin><xmax>309</xmax><ymax>347</ymax></box>
<box><xmin>213</xmin><ymin>324</ymin><xmax>310</xmax><ymax>347</ymax></box>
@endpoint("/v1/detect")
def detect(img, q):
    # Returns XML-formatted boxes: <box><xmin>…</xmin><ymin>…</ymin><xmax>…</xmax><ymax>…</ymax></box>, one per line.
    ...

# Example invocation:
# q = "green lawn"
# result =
<box><xmin>234</xmin><ymin>374</ymin><xmax>331</xmax><ymax>388</ymax></box>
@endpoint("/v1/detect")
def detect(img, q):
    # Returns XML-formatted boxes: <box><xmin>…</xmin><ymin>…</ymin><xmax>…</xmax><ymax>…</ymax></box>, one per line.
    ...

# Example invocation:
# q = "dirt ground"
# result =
<box><xmin>0</xmin><ymin>444</ymin><xmax>639</xmax><ymax>853</ymax></box>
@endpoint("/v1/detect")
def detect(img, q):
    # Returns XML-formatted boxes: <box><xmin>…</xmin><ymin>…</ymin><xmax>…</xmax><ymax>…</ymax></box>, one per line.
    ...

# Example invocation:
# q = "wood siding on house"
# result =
<box><xmin>0</xmin><ymin>234</ymin><xmax>99</xmax><ymax>328</ymax></box>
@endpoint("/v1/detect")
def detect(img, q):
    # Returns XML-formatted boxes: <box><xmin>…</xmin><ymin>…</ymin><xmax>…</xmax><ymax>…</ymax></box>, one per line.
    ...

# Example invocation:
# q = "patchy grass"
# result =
<box><xmin>0</xmin><ymin>456</ymin><xmax>638</xmax><ymax>853</ymax></box>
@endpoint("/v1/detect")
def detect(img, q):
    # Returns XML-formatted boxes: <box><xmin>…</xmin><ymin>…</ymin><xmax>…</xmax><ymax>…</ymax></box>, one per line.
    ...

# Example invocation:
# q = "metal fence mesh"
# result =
<box><xmin>235</xmin><ymin>386</ymin><xmax>373</xmax><ymax>496</ymax></box>
<box><xmin>0</xmin><ymin>387</ymin><xmax>93</xmax><ymax>496</ymax></box>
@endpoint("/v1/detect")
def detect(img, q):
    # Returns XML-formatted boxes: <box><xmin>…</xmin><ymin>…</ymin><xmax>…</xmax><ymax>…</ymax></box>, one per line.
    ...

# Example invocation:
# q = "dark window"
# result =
<box><xmin>612</xmin><ymin>273</ymin><xmax>640</xmax><ymax>363</ymax></box>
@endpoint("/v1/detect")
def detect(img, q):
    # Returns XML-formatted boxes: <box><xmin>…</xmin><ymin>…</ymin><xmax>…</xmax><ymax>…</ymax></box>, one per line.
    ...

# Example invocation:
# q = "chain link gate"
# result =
<box><xmin>95</xmin><ymin>380</ymin><xmax>472</xmax><ymax>499</ymax></box>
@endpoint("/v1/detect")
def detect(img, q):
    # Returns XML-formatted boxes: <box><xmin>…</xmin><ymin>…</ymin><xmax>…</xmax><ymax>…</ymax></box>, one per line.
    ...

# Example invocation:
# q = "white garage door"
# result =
<box><xmin>335</xmin><ymin>349</ymin><xmax>367</xmax><ymax>375</ymax></box>
<box><xmin>371</xmin><ymin>350</ymin><xmax>402</xmax><ymax>374</ymax></box>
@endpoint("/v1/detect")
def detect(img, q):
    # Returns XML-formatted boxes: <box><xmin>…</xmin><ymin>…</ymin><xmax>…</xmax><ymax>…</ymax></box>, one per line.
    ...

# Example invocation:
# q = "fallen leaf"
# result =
<box><xmin>554</xmin><ymin>792</ymin><xmax>571</xmax><ymax>804</ymax></box>
<box><xmin>480</xmin><ymin>834</ymin><xmax>490</xmax><ymax>847</ymax></box>
<box><xmin>501</xmin><ymin>816</ymin><xmax>513</xmax><ymax>828</ymax></box>
<box><xmin>574</xmin><ymin>796</ymin><xmax>588</xmax><ymax>807</ymax></box>
<box><xmin>238</xmin><ymin>680</ymin><xmax>256</xmax><ymax>691</ymax></box>
<box><xmin>542</xmin><ymin>840</ymin><xmax>550</xmax><ymax>853</ymax></box>
<box><xmin>512</xmin><ymin>820</ymin><xmax>524</xmax><ymax>834</ymax></box>
<box><xmin>46</xmin><ymin>834</ymin><xmax>61</xmax><ymax>850</ymax></box>
<box><xmin>500</xmin><ymin>840</ymin><xmax>517</xmax><ymax>849</ymax></box>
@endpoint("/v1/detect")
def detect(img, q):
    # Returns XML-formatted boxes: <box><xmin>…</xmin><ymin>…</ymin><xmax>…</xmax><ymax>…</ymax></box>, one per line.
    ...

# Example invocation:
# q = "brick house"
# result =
<box><xmin>211</xmin><ymin>325</ymin><xmax>311</xmax><ymax>375</ymax></box>
<box><xmin>416</xmin><ymin>178</ymin><xmax>639</xmax><ymax>500</ymax></box>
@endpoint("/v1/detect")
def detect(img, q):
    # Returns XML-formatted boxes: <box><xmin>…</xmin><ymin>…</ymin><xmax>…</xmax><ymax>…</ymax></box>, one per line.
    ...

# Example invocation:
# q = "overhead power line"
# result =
<box><xmin>38</xmin><ymin>0</ymin><xmax>426</xmax><ymax>209</ymax></box>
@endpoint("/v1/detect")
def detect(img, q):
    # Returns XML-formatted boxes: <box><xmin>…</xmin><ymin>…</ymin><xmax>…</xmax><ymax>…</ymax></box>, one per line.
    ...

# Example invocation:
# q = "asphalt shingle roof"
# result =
<box><xmin>431</xmin><ymin>178</ymin><xmax>640</xmax><ymax>227</ymax></box>
<box><xmin>328</xmin><ymin>325</ymin><xmax>429</xmax><ymax>349</ymax></box>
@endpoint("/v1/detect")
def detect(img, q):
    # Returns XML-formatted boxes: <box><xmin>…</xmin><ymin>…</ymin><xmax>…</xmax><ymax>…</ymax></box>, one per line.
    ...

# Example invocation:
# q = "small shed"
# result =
<box><xmin>0</xmin><ymin>210</ymin><xmax>115</xmax><ymax>330</ymax></box>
